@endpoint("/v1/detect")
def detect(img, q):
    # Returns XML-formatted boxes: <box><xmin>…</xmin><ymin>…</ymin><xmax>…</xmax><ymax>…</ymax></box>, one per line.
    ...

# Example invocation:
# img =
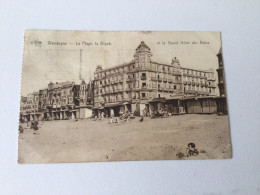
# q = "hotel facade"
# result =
<box><xmin>93</xmin><ymin>41</ymin><xmax>217</xmax><ymax>116</ymax></box>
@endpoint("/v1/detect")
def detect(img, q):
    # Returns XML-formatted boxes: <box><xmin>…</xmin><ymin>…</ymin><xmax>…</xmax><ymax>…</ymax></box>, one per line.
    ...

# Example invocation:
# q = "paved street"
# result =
<box><xmin>18</xmin><ymin>114</ymin><xmax>231</xmax><ymax>163</ymax></box>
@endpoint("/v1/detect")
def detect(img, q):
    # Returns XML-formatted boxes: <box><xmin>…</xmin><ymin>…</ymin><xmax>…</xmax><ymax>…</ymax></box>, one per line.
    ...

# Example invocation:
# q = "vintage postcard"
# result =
<box><xmin>18</xmin><ymin>30</ymin><xmax>231</xmax><ymax>163</ymax></box>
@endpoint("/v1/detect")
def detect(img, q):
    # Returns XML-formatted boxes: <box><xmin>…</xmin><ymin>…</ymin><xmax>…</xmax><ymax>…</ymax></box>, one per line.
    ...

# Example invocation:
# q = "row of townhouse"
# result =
<box><xmin>92</xmin><ymin>41</ymin><xmax>218</xmax><ymax>117</ymax></box>
<box><xmin>19</xmin><ymin>80</ymin><xmax>94</xmax><ymax>122</ymax></box>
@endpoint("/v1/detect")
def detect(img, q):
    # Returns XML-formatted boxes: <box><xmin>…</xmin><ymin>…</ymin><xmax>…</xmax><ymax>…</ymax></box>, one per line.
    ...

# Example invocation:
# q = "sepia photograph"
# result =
<box><xmin>18</xmin><ymin>30</ymin><xmax>231</xmax><ymax>163</ymax></box>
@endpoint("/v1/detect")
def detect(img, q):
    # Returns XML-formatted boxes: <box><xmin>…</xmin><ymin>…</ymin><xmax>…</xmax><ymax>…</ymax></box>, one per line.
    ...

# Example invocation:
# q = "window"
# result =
<box><xmin>142</xmin><ymin>93</ymin><xmax>145</xmax><ymax>97</ymax></box>
<box><xmin>142</xmin><ymin>82</ymin><xmax>146</xmax><ymax>87</ymax></box>
<box><xmin>174</xmin><ymin>85</ymin><xmax>177</xmax><ymax>90</ymax></box>
<box><xmin>142</xmin><ymin>73</ymin><xmax>146</xmax><ymax>77</ymax></box>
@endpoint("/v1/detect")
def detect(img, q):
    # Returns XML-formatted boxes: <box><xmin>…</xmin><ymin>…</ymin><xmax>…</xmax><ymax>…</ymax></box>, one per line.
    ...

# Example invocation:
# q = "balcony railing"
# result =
<box><xmin>126</xmin><ymin>78</ymin><xmax>131</xmax><ymax>82</ymax></box>
<box><xmin>158</xmin><ymin>87</ymin><xmax>165</xmax><ymax>91</ymax></box>
<box><xmin>185</xmin><ymin>90</ymin><xmax>196</xmax><ymax>94</ymax></box>
<box><xmin>172</xmin><ymin>71</ymin><xmax>182</xmax><ymax>76</ymax></box>
<box><xmin>158</xmin><ymin>78</ymin><xmax>162</xmax><ymax>82</ymax></box>
<box><xmin>151</xmin><ymin>77</ymin><xmax>157</xmax><ymax>81</ymax></box>
<box><xmin>141</xmin><ymin>86</ymin><xmax>147</xmax><ymax>89</ymax></box>
<box><xmin>141</xmin><ymin>76</ymin><xmax>147</xmax><ymax>80</ymax></box>
<box><xmin>207</xmin><ymin>77</ymin><xmax>216</xmax><ymax>81</ymax></box>
<box><xmin>141</xmin><ymin>96</ymin><xmax>148</xmax><ymax>100</ymax></box>
<box><xmin>168</xmin><ymin>79</ymin><xmax>173</xmax><ymax>83</ymax></box>
<box><xmin>163</xmin><ymin>78</ymin><xmax>167</xmax><ymax>82</ymax></box>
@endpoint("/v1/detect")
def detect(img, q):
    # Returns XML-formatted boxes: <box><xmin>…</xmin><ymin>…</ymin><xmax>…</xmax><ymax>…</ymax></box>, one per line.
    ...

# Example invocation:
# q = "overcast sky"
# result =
<box><xmin>21</xmin><ymin>31</ymin><xmax>222</xmax><ymax>96</ymax></box>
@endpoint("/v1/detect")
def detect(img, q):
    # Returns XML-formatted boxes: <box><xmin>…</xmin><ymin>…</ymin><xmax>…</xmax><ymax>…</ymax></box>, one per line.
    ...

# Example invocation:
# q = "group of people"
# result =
<box><xmin>109</xmin><ymin>109</ymin><xmax>135</xmax><ymax>124</ymax></box>
<box><xmin>151</xmin><ymin>108</ymin><xmax>172</xmax><ymax>119</ymax></box>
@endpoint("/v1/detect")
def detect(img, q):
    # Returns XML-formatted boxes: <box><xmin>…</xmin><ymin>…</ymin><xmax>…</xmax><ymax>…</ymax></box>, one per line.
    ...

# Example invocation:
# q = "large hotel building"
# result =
<box><xmin>93</xmin><ymin>41</ymin><xmax>217</xmax><ymax>116</ymax></box>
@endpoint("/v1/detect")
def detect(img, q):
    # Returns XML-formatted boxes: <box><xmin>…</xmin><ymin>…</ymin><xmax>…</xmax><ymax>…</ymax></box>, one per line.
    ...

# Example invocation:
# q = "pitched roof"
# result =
<box><xmin>72</xmin><ymin>84</ymin><xmax>80</xmax><ymax>91</ymax></box>
<box><xmin>136</xmin><ymin>41</ymin><xmax>150</xmax><ymax>51</ymax></box>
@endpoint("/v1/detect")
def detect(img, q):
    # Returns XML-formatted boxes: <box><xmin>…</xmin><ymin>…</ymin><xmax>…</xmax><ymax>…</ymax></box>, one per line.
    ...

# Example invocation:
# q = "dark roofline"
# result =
<box><xmin>95</xmin><ymin>60</ymin><xmax>135</xmax><ymax>73</ymax></box>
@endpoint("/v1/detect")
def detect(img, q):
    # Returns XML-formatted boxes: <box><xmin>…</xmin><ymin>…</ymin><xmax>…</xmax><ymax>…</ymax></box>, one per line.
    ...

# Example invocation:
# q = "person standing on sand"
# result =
<box><xmin>111</xmin><ymin>109</ymin><xmax>114</xmax><ymax>118</ymax></box>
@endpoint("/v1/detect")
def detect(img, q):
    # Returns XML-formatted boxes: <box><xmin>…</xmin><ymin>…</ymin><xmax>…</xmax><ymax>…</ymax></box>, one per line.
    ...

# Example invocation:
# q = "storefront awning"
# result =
<box><xmin>166</xmin><ymin>96</ymin><xmax>184</xmax><ymax>101</ymax></box>
<box><xmin>148</xmin><ymin>98</ymin><xmax>166</xmax><ymax>103</ymax></box>
<box><xmin>105</xmin><ymin>102</ymin><xmax>123</xmax><ymax>107</ymax></box>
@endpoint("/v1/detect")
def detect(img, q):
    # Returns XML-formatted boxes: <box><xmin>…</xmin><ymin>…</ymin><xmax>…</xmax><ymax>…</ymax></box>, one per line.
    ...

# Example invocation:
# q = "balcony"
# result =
<box><xmin>114</xmin><ymin>80</ymin><xmax>119</xmax><ymax>84</ymax></box>
<box><xmin>185</xmin><ymin>90</ymin><xmax>196</xmax><ymax>94</ymax></box>
<box><xmin>119</xmin><ymin>79</ymin><xmax>123</xmax><ymax>83</ymax></box>
<box><xmin>126</xmin><ymin>78</ymin><xmax>131</xmax><ymax>82</ymax></box>
<box><xmin>192</xmin><ymin>82</ymin><xmax>195</xmax><ymax>86</ymax></box>
<box><xmin>208</xmin><ymin>77</ymin><xmax>216</xmax><ymax>81</ymax></box>
<box><xmin>158</xmin><ymin>78</ymin><xmax>162</xmax><ymax>82</ymax></box>
<box><xmin>158</xmin><ymin>87</ymin><xmax>165</xmax><ymax>91</ymax></box>
<box><xmin>141</xmin><ymin>76</ymin><xmax>147</xmax><ymax>80</ymax></box>
<box><xmin>141</xmin><ymin>96</ymin><xmax>148</xmax><ymax>100</ymax></box>
<box><xmin>187</xmin><ymin>81</ymin><xmax>191</xmax><ymax>85</ymax></box>
<box><xmin>111</xmin><ymin>81</ymin><xmax>114</xmax><ymax>85</ymax></box>
<box><xmin>183</xmin><ymin>81</ymin><xmax>187</xmax><ymax>85</ymax></box>
<box><xmin>208</xmin><ymin>85</ymin><xmax>216</xmax><ymax>88</ymax></box>
<box><xmin>163</xmin><ymin>78</ymin><xmax>167</xmax><ymax>82</ymax></box>
<box><xmin>124</xmin><ymin>97</ymin><xmax>131</xmax><ymax>101</ymax></box>
<box><xmin>151</xmin><ymin>77</ymin><xmax>157</xmax><ymax>81</ymax></box>
<box><xmin>168</xmin><ymin>79</ymin><xmax>173</xmax><ymax>83</ymax></box>
<box><xmin>172</xmin><ymin>71</ymin><xmax>182</xmax><ymax>76</ymax></box>
<box><xmin>141</xmin><ymin>86</ymin><xmax>147</xmax><ymax>89</ymax></box>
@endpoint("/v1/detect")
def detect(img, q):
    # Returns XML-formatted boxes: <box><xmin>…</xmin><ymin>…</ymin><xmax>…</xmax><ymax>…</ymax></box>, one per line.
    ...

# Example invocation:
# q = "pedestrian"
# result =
<box><xmin>186</xmin><ymin>143</ymin><xmax>199</xmax><ymax>156</ymax></box>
